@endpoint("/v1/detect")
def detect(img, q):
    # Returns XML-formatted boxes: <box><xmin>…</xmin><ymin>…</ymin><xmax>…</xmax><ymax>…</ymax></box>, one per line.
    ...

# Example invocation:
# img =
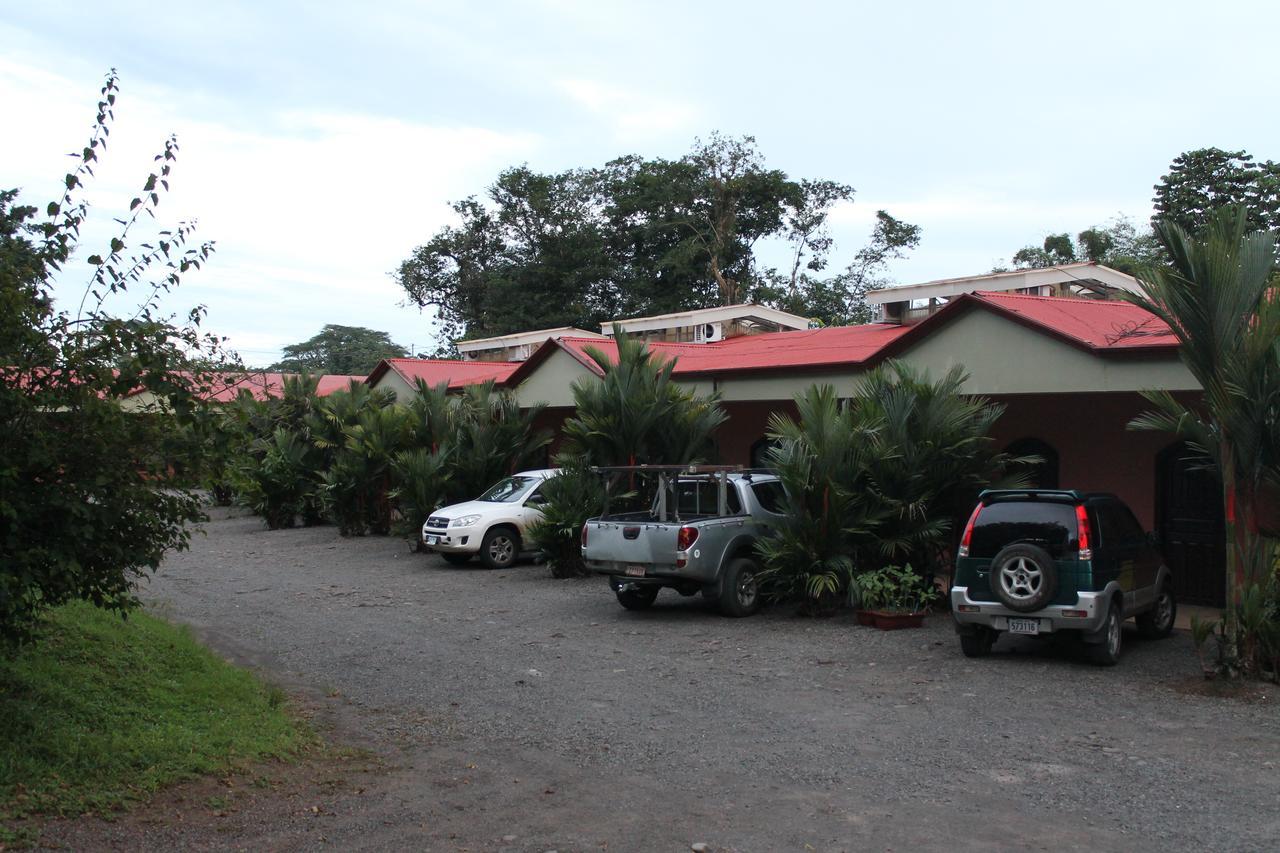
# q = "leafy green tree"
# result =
<box><xmin>0</xmin><ymin>71</ymin><xmax>220</xmax><ymax>642</ymax></box>
<box><xmin>397</xmin><ymin>134</ymin><xmax>919</xmax><ymax>339</ymax></box>
<box><xmin>1124</xmin><ymin>208</ymin><xmax>1279</xmax><ymax>626</ymax></box>
<box><xmin>759</xmin><ymin>210</ymin><xmax>921</xmax><ymax>326</ymax></box>
<box><xmin>1153</xmin><ymin>148</ymin><xmax>1280</xmax><ymax>236</ymax></box>
<box><xmin>271</xmin><ymin>324</ymin><xmax>407</xmax><ymax>375</ymax></box>
<box><xmin>1009</xmin><ymin>217</ymin><xmax>1163</xmax><ymax>276</ymax></box>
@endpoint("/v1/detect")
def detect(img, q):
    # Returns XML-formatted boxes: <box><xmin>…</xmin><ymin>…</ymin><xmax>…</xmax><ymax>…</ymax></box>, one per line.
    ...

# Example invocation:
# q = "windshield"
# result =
<box><xmin>478</xmin><ymin>476</ymin><xmax>537</xmax><ymax>503</ymax></box>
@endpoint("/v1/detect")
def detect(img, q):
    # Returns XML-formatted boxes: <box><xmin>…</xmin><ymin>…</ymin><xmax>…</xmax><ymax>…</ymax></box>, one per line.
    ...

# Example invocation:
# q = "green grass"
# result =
<box><xmin>0</xmin><ymin>601</ymin><xmax>310</xmax><ymax>820</ymax></box>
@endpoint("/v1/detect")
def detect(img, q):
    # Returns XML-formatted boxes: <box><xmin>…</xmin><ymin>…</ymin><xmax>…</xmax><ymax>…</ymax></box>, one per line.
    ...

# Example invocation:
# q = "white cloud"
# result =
<box><xmin>558</xmin><ymin>77</ymin><xmax>698</xmax><ymax>140</ymax></box>
<box><xmin>0</xmin><ymin>57</ymin><xmax>539</xmax><ymax>362</ymax></box>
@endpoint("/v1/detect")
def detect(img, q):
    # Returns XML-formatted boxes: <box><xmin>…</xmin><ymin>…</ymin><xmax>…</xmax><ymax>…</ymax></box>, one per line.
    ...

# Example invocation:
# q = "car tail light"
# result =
<box><xmin>1075</xmin><ymin>504</ymin><xmax>1092</xmax><ymax>560</ymax></box>
<box><xmin>677</xmin><ymin>526</ymin><xmax>698</xmax><ymax>551</ymax></box>
<box><xmin>580</xmin><ymin>523</ymin><xmax>588</xmax><ymax>549</ymax></box>
<box><xmin>957</xmin><ymin>503</ymin><xmax>983</xmax><ymax>557</ymax></box>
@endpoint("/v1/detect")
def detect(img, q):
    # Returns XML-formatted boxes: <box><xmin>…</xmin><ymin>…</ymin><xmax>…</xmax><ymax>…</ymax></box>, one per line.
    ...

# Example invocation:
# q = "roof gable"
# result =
<box><xmin>366</xmin><ymin>358</ymin><xmax>520</xmax><ymax>391</ymax></box>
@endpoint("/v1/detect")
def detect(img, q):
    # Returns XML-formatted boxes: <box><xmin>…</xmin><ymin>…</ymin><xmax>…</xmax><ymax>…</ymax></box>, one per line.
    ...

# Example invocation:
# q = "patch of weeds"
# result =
<box><xmin>0</xmin><ymin>602</ymin><xmax>314</xmax><ymax>821</ymax></box>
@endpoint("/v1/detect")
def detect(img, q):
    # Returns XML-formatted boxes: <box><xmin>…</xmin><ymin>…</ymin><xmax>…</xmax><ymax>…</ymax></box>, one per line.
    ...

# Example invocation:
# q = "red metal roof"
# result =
<box><xmin>506</xmin><ymin>293</ymin><xmax>1179</xmax><ymax>387</ymax></box>
<box><xmin>966</xmin><ymin>291</ymin><xmax>1177</xmax><ymax>350</ymax></box>
<box><xmin>366</xmin><ymin>357</ymin><xmax>520</xmax><ymax>390</ymax></box>
<box><xmin>199</xmin><ymin>373</ymin><xmax>365</xmax><ymax>402</ymax></box>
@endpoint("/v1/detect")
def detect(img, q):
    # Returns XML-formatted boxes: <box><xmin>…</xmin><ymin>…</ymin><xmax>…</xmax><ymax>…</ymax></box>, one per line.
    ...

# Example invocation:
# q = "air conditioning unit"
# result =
<box><xmin>510</xmin><ymin>343</ymin><xmax>532</xmax><ymax>361</ymax></box>
<box><xmin>693</xmin><ymin>322</ymin><xmax>723</xmax><ymax>343</ymax></box>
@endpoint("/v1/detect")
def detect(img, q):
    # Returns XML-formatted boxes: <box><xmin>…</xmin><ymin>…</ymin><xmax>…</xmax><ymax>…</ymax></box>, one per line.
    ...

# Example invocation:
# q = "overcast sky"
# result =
<box><xmin>3</xmin><ymin>1</ymin><xmax>1277</xmax><ymax>365</ymax></box>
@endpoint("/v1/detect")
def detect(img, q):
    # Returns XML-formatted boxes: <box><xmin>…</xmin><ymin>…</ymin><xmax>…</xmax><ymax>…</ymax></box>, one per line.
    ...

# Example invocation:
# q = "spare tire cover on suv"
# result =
<box><xmin>990</xmin><ymin>543</ymin><xmax>1058</xmax><ymax>612</ymax></box>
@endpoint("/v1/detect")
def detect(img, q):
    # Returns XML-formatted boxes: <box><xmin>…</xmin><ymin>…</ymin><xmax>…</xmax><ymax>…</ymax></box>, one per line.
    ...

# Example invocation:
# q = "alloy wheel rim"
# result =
<box><xmin>998</xmin><ymin>556</ymin><xmax>1042</xmax><ymax>600</ymax></box>
<box><xmin>738</xmin><ymin>571</ymin><xmax>757</xmax><ymax>607</ymax></box>
<box><xmin>1108</xmin><ymin>612</ymin><xmax>1121</xmax><ymax>655</ymax></box>
<box><xmin>490</xmin><ymin>537</ymin><xmax>514</xmax><ymax>563</ymax></box>
<box><xmin>1156</xmin><ymin>592</ymin><xmax>1174</xmax><ymax>629</ymax></box>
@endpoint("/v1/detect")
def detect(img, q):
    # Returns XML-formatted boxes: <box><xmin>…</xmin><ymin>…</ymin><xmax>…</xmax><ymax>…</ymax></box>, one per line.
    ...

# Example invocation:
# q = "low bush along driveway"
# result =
<box><xmin>135</xmin><ymin>508</ymin><xmax>1280</xmax><ymax>852</ymax></box>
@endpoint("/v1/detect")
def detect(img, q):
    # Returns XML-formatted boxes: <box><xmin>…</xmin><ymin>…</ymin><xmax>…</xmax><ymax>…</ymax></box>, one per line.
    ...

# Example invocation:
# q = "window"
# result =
<box><xmin>1004</xmin><ymin>437</ymin><xmax>1060</xmax><ymax>489</ymax></box>
<box><xmin>750</xmin><ymin>437</ymin><xmax>779</xmax><ymax>470</ymax></box>
<box><xmin>969</xmin><ymin>501</ymin><xmax>1077</xmax><ymax>559</ymax></box>
<box><xmin>671</xmin><ymin>479</ymin><xmax>743</xmax><ymax>516</ymax></box>
<box><xmin>751</xmin><ymin>481</ymin><xmax>788</xmax><ymax>515</ymax></box>
<box><xmin>479</xmin><ymin>476</ymin><xmax>537</xmax><ymax>503</ymax></box>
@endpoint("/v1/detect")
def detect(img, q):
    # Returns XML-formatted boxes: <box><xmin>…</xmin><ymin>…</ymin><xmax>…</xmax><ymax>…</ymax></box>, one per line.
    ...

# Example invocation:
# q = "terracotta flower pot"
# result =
<box><xmin>855</xmin><ymin>609</ymin><xmax>876</xmax><ymax>626</ymax></box>
<box><xmin>865</xmin><ymin>610</ymin><xmax>926</xmax><ymax>630</ymax></box>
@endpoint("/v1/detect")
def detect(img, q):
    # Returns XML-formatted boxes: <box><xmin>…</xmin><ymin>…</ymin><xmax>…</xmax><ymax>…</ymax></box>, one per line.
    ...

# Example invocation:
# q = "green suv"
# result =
<box><xmin>950</xmin><ymin>490</ymin><xmax>1177</xmax><ymax>665</ymax></box>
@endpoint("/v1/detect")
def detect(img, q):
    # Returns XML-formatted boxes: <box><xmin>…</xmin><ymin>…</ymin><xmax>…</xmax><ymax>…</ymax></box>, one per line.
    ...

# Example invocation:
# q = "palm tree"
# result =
<box><xmin>1123</xmin><ymin>207</ymin><xmax>1279</xmax><ymax>609</ymax></box>
<box><xmin>855</xmin><ymin>362</ymin><xmax>1030</xmax><ymax>583</ymax></box>
<box><xmin>755</xmin><ymin>384</ymin><xmax>886</xmax><ymax>611</ymax></box>
<box><xmin>560</xmin><ymin>333</ymin><xmax>727</xmax><ymax>467</ymax></box>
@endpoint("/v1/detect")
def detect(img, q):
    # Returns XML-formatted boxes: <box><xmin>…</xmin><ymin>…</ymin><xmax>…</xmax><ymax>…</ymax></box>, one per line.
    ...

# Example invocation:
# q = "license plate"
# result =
<box><xmin>425</xmin><ymin>535</ymin><xmax>439</xmax><ymax>545</ymax></box>
<box><xmin>625</xmin><ymin>564</ymin><xmax>646</xmax><ymax>577</ymax></box>
<box><xmin>1008</xmin><ymin>618</ymin><xmax>1040</xmax><ymax>636</ymax></box>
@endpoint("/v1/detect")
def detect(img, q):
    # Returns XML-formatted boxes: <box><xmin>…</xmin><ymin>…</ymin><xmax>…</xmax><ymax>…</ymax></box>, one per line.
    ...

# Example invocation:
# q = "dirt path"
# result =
<box><xmin>38</xmin><ymin>510</ymin><xmax>1280</xmax><ymax>851</ymax></box>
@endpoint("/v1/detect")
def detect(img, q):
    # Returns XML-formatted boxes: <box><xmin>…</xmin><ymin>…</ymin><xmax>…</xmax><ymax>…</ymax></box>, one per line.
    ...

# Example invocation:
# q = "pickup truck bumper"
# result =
<box><xmin>951</xmin><ymin>586</ymin><xmax>1111</xmax><ymax>635</ymax></box>
<box><xmin>586</xmin><ymin>559</ymin><xmax>716</xmax><ymax>586</ymax></box>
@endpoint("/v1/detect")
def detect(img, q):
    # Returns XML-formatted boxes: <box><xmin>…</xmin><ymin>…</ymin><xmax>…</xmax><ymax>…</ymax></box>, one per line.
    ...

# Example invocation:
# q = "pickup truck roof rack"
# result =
<box><xmin>591</xmin><ymin>464</ymin><xmax>743</xmax><ymax>474</ymax></box>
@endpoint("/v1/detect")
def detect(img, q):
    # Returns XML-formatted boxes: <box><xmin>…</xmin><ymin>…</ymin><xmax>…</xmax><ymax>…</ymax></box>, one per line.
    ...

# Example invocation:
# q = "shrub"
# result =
<box><xmin>755</xmin><ymin>385</ymin><xmax>886</xmax><ymax>613</ymax></box>
<box><xmin>0</xmin><ymin>73</ymin><xmax>220</xmax><ymax>642</ymax></box>
<box><xmin>756</xmin><ymin>363</ymin><xmax>1019</xmax><ymax>613</ymax></box>
<box><xmin>234</xmin><ymin>428</ymin><xmax>315</xmax><ymax>529</ymax></box>
<box><xmin>528</xmin><ymin>462</ymin><xmax>606</xmax><ymax>578</ymax></box>
<box><xmin>314</xmin><ymin>392</ymin><xmax>409</xmax><ymax>536</ymax></box>
<box><xmin>389</xmin><ymin>447</ymin><xmax>452</xmax><ymax>543</ymax></box>
<box><xmin>851</xmin><ymin>564</ymin><xmax>940</xmax><ymax>614</ymax></box>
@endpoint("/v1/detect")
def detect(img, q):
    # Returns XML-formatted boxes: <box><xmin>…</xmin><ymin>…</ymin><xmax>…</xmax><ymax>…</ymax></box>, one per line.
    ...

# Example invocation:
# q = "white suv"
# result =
<box><xmin>421</xmin><ymin>469</ymin><xmax>558</xmax><ymax>569</ymax></box>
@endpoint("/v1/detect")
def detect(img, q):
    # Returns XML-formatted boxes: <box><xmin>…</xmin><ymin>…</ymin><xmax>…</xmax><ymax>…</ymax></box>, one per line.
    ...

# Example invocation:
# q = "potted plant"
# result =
<box><xmin>852</xmin><ymin>564</ymin><xmax>939</xmax><ymax>630</ymax></box>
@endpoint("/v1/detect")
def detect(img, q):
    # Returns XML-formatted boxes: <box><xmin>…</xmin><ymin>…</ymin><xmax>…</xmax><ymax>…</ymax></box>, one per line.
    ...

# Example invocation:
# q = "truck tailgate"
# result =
<box><xmin>582</xmin><ymin>519</ymin><xmax>680</xmax><ymax>567</ymax></box>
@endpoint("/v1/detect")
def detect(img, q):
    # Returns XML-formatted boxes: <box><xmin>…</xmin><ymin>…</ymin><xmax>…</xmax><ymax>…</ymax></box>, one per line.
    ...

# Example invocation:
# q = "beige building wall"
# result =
<box><xmin>890</xmin><ymin>309</ymin><xmax>1197</xmax><ymax>395</ymax></box>
<box><xmin>369</xmin><ymin>370</ymin><xmax>417</xmax><ymax>404</ymax></box>
<box><xmin>511</xmin><ymin>348</ymin><xmax>599</xmax><ymax>408</ymax></box>
<box><xmin>510</xmin><ymin>310</ymin><xmax>1199</xmax><ymax>407</ymax></box>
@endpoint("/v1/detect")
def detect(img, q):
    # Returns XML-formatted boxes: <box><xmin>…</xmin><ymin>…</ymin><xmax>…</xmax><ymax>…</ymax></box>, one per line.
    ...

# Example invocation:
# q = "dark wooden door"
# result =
<box><xmin>1157</xmin><ymin>443</ymin><xmax>1226</xmax><ymax>607</ymax></box>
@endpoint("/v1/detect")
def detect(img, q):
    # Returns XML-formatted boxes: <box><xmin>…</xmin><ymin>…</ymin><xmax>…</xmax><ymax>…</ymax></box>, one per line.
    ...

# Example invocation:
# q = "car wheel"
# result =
<box><xmin>1089</xmin><ymin>603</ymin><xmax>1123</xmax><ymax>666</ymax></box>
<box><xmin>718</xmin><ymin>557</ymin><xmax>762</xmax><ymax>617</ymax></box>
<box><xmin>1136</xmin><ymin>582</ymin><xmax>1177</xmax><ymax>639</ymax></box>
<box><xmin>616</xmin><ymin>586</ymin><xmax>659</xmax><ymax>611</ymax></box>
<box><xmin>990</xmin><ymin>543</ymin><xmax>1058</xmax><ymax>613</ymax></box>
<box><xmin>440</xmin><ymin>553</ymin><xmax>471</xmax><ymax>566</ymax></box>
<box><xmin>479</xmin><ymin>527</ymin><xmax>519</xmax><ymax>570</ymax></box>
<box><xmin>959</xmin><ymin>627</ymin><xmax>996</xmax><ymax>658</ymax></box>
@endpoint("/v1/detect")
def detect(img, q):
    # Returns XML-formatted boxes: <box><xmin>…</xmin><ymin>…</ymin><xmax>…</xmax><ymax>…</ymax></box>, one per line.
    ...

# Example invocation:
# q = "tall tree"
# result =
<box><xmin>1007</xmin><ymin>217</ymin><xmax>1163</xmax><ymax>276</ymax></box>
<box><xmin>1</xmin><ymin>71</ymin><xmax>221</xmax><ymax>643</ymax></box>
<box><xmin>1153</xmin><ymin>148</ymin><xmax>1280</xmax><ymax>236</ymax></box>
<box><xmin>271</xmin><ymin>324</ymin><xmax>407</xmax><ymax>375</ymax></box>
<box><xmin>396</xmin><ymin>134</ymin><xmax>919</xmax><ymax>340</ymax></box>
<box><xmin>1124</xmin><ymin>208</ymin><xmax>1279</xmax><ymax>616</ymax></box>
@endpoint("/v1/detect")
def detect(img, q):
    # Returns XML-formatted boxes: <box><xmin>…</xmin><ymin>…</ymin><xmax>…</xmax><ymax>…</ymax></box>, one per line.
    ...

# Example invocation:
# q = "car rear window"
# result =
<box><xmin>671</xmin><ymin>479</ymin><xmax>743</xmax><ymax>516</ymax></box>
<box><xmin>751</xmin><ymin>481</ymin><xmax>787</xmax><ymax>514</ymax></box>
<box><xmin>969</xmin><ymin>501</ymin><xmax>1078</xmax><ymax>559</ymax></box>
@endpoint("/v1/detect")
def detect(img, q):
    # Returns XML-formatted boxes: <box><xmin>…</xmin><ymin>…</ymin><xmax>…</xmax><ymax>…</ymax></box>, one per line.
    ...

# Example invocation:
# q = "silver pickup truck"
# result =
<box><xmin>580</xmin><ymin>466</ymin><xmax>787</xmax><ymax>616</ymax></box>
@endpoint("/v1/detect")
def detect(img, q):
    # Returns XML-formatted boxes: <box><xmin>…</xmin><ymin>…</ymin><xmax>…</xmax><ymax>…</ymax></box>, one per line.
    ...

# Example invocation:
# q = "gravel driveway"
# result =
<box><xmin>75</xmin><ymin>509</ymin><xmax>1280</xmax><ymax>850</ymax></box>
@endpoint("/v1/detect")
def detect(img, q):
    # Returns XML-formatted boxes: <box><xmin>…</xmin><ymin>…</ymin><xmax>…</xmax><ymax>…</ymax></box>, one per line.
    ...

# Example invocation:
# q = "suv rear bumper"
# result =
<box><xmin>951</xmin><ymin>586</ymin><xmax>1111</xmax><ymax>634</ymax></box>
